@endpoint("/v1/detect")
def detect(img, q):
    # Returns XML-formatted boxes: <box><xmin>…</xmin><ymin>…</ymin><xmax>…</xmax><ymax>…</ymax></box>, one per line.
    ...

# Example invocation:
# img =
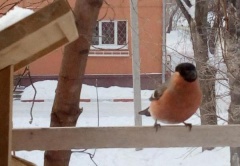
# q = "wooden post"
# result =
<box><xmin>0</xmin><ymin>65</ymin><xmax>13</xmax><ymax>166</ymax></box>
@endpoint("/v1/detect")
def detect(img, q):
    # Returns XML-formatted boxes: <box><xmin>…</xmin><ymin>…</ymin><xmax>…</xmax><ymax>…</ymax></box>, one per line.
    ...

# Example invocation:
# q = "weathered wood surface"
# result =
<box><xmin>0</xmin><ymin>0</ymin><xmax>78</xmax><ymax>71</ymax></box>
<box><xmin>12</xmin><ymin>125</ymin><xmax>240</xmax><ymax>151</ymax></box>
<box><xmin>12</xmin><ymin>155</ymin><xmax>36</xmax><ymax>166</ymax></box>
<box><xmin>0</xmin><ymin>66</ymin><xmax>13</xmax><ymax>166</ymax></box>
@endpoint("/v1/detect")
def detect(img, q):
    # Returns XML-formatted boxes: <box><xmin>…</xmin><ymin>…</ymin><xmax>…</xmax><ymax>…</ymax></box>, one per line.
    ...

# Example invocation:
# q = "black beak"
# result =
<box><xmin>189</xmin><ymin>71</ymin><xmax>197</xmax><ymax>80</ymax></box>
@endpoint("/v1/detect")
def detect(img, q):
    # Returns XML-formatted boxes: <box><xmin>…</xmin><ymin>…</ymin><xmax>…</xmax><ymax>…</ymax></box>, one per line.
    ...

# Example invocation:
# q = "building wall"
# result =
<box><xmin>2</xmin><ymin>0</ymin><xmax>163</xmax><ymax>88</ymax></box>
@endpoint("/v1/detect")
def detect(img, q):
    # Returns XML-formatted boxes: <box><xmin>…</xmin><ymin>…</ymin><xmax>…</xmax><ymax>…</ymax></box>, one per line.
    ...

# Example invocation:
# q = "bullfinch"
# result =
<box><xmin>139</xmin><ymin>62</ymin><xmax>202</xmax><ymax>131</ymax></box>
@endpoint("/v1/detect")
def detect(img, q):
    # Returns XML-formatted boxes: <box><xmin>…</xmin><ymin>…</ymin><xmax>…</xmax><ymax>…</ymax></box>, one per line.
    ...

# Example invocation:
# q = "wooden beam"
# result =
<box><xmin>0</xmin><ymin>66</ymin><xmax>13</xmax><ymax>166</ymax></box>
<box><xmin>14</xmin><ymin>11</ymin><xmax>77</xmax><ymax>71</ymax></box>
<box><xmin>12</xmin><ymin>125</ymin><xmax>240</xmax><ymax>151</ymax></box>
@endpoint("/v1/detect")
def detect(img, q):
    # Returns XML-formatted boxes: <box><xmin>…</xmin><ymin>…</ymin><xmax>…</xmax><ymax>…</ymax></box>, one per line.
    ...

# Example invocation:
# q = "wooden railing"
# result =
<box><xmin>12</xmin><ymin>125</ymin><xmax>240</xmax><ymax>150</ymax></box>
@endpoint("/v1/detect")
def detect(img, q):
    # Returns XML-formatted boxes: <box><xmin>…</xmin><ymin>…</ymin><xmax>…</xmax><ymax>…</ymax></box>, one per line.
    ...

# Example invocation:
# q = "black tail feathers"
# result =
<box><xmin>138</xmin><ymin>107</ymin><xmax>151</xmax><ymax>117</ymax></box>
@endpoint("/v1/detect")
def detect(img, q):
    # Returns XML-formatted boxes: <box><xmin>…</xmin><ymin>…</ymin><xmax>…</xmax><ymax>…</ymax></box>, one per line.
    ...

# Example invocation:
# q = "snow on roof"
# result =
<box><xmin>0</xmin><ymin>6</ymin><xmax>34</xmax><ymax>31</ymax></box>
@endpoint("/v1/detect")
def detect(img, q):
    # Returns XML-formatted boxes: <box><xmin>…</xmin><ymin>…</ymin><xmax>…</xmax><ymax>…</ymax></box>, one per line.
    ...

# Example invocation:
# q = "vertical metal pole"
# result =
<box><xmin>162</xmin><ymin>0</ymin><xmax>167</xmax><ymax>83</ymax></box>
<box><xmin>232</xmin><ymin>153</ymin><xmax>240</xmax><ymax>166</ymax></box>
<box><xmin>130</xmin><ymin>0</ymin><xmax>142</xmax><ymax>127</ymax></box>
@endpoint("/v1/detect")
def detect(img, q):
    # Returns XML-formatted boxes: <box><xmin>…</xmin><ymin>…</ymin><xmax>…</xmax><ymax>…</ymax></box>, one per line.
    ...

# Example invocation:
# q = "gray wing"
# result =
<box><xmin>149</xmin><ymin>81</ymin><xmax>168</xmax><ymax>101</ymax></box>
<box><xmin>138</xmin><ymin>81</ymin><xmax>169</xmax><ymax>117</ymax></box>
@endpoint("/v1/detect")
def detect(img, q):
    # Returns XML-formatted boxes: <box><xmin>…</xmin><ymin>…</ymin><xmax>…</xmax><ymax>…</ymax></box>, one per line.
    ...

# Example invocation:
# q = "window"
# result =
<box><xmin>92</xmin><ymin>20</ymin><xmax>128</xmax><ymax>49</ymax></box>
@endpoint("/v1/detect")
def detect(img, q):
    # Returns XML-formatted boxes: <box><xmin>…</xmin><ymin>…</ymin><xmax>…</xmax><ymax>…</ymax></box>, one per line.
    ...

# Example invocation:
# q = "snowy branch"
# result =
<box><xmin>175</xmin><ymin>0</ymin><xmax>192</xmax><ymax>23</ymax></box>
<box><xmin>180</xmin><ymin>0</ymin><xmax>195</xmax><ymax>19</ymax></box>
<box><xmin>166</xmin><ymin>5</ymin><xmax>179</xmax><ymax>33</ymax></box>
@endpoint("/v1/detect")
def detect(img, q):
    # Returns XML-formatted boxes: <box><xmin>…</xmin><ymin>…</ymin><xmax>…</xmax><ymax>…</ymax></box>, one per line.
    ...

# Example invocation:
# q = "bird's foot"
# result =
<box><xmin>154</xmin><ymin>120</ymin><xmax>161</xmax><ymax>132</ymax></box>
<box><xmin>183</xmin><ymin>122</ymin><xmax>192</xmax><ymax>131</ymax></box>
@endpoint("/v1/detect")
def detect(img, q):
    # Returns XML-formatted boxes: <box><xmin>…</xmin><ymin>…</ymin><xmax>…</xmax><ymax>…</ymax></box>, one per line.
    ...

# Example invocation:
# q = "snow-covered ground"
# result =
<box><xmin>13</xmin><ymin>81</ymin><xmax>230</xmax><ymax>166</ymax></box>
<box><xmin>3</xmin><ymin>5</ymin><xmax>231</xmax><ymax>166</ymax></box>
<box><xmin>21</xmin><ymin>80</ymin><xmax>153</xmax><ymax>101</ymax></box>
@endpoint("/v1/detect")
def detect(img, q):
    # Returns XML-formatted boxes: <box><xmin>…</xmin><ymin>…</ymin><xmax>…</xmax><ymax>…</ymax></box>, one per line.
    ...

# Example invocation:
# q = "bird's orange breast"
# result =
<box><xmin>149</xmin><ymin>73</ymin><xmax>202</xmax><ymax>124</ymax></box>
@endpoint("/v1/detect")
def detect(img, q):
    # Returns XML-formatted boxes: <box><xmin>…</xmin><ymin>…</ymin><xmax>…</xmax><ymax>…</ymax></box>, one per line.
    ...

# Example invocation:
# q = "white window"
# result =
<box><xmin>92</xmin><ymin>20</ymin><xmax>128</xmax><ymax>49</ymax></box>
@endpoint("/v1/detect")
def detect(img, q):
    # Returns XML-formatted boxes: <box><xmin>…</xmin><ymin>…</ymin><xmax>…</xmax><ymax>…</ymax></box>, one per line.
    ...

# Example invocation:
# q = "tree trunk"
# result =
<box><xmin>224</xmin><ymin>1</ymin><xmax>240</xmax><ymax>165</ymax></box>
<box><xmin>225</xmin><ymin>24</ymin><xmax>240</xmax><ymax>166</ymax></box>
<box><xmin>198</xmin><ymin>66</ymin><xmax>217</xmax><ymax>126</ymax></box>
<box><xmin>44</xmin><ymin>0</ymin><xmax>103</xmax><ymax>166</ymax></box>
<box><xmin>227</xmin><ymin>39</ymin><xmax>240</xmax><ymax>166</ymax></box>
<box><xmin>192</xmin><ymin>0</ymin><xmax>218</xmax><ymax>150</ymax></box>
<box><xmin>191</xmin><ymin>22</ymin><xmax>217</xmax><ymax>150</ymax></box>
<box><xmin>176</xmin><ymin>0</ymin><xmax>217</xmax><ymax>151</ymax></box>
<box><xmin>176</xmin><ymin>0</ymin><xmax>218</xmax><ymax>123</ymax></box>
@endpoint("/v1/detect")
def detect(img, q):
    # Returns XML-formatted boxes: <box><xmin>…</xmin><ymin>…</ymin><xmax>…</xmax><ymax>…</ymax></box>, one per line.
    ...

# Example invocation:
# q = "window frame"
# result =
<box><xmin>91</xmin><ymin>20</ymin><xmax>128</xmax><ymax>50</ymax></box>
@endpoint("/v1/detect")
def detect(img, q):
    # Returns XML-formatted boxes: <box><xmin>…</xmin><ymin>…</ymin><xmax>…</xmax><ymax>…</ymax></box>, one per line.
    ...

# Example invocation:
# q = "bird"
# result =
<box><xmin>139</xmin><ymin>62</ymin><xmax>202</xmax><ymax>131</ymax></box>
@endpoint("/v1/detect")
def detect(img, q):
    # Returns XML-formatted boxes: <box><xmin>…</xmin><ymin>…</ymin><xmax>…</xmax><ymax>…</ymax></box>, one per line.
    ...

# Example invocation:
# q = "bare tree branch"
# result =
<box><xmin>166</xmin><ymin>5</ymin><xmax>179</xmax><ymax>33</ymax></box>
<box><xmin>0</xmin><ymin>0</ymin><xmax>22</xmax><ymax>16</ymax></box>
<box><xmin>175</xmin><ymin>0</ymin><xmax>192</xmax><ymax>23</ymax></box>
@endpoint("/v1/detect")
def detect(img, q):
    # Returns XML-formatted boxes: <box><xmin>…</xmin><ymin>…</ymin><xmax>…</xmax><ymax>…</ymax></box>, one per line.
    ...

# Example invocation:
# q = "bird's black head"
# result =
<box><xmin>175</xmin><ymin>63</ymin><xmax>197</xmax><ymax>82</ymax></box>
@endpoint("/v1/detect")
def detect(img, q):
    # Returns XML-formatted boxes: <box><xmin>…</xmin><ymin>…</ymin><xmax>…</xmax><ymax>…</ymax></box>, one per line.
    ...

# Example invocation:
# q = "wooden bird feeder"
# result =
<box><xmin>0</xmin><ymin>0</ymin><xmax>78</xmax><ymax>165</ymax></box>
<box><xmin>0</xmin><ymin>0</ymin><xmax>78</xmax><ymax>71</ymax></box>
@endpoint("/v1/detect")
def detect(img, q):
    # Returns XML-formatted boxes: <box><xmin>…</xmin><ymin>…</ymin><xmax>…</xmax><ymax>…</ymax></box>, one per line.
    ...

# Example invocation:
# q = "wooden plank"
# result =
<box><xmin>12</xmin><ymin>125</ymin><xmax>240</xmax><ymax>151</ymax></box>
<box><xmin>0</xmin><ymin>66</ymin><xmax>13</xmax><ymax>166</ymax></box>
<box><xmin>0</xmin><ymin>0</ymin><xmax>78</xmax><ymax>71</ymax></box>
<box><xmin>12</xmin><ymin>156</ymin><xmax>36</xmax><ymax>166</ymax></box>
<box><xmin>14</xmin><ymin>11</ymin><xmax>78</xmax><ymax>71</ymax></box>
<box><xmin>0</xmin><ymin>23</ymin><xmax>66</xmax><ymax>71</ymax></box>
<box><xmin>57</xmin><ymin>12</ymin><xmax>78</xmax><ymax>42</ymax></box>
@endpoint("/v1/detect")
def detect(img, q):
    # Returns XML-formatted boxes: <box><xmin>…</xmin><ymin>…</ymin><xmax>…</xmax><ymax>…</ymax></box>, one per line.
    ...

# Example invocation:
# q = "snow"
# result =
<box><xmin>0</xmin><ymin>6</ymin><xmax>34</xmax><ymax>31</ymax></box>
<box><xmin>21</xmin><ymin>80</ymin><xmax>153</xmax><ymax>101</ymax></box>
<box><xmin>4</xmin><ymin>4</ymin><xmax>231</xmax><ymax>166</ymax></box>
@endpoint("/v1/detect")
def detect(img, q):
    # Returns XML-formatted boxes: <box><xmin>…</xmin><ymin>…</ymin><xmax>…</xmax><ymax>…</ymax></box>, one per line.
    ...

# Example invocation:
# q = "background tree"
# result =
<box><xmin>43</xmin><ymin>0</ymin><xmax>103</xmax><ymax>166</ymax></box>
<box><xmin>175</xmin><ymin>0</ymin><xmax>218</xmax><ymax>138</ymax></box>
<box><xmin>221</xmin><ymin>0</ymin><xmax>240</xmax><ymax>165</ymax></box>
<box><xmin>174</xmin><ymin>0</ymin><xmax>240</xmax><ymax>163</ymax></box>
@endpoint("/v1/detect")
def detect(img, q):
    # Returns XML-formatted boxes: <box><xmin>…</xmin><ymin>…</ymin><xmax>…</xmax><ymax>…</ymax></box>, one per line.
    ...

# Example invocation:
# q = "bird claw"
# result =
<box><xmin>154</xmin><ymin>120</ymin><xmax>161</xmax><ymax>132</ymax></box>
<box><xmin>183</xmin><ymin>122</ymin><xmax>192</xmax><ymax>131</ymax></box>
